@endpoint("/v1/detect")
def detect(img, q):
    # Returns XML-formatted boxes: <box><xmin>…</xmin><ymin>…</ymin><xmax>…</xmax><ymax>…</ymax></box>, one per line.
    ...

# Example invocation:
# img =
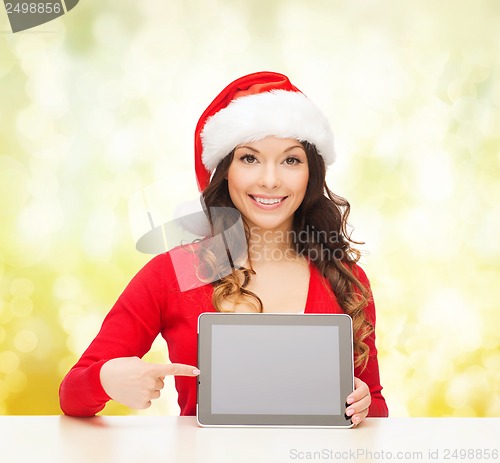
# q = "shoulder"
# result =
<box><xmin>351</xmin><ymin>263</ymin><xmax>378</xmax><ymax>323</ymax></box>
<box><xmin>336</xmin><ymin>259</ymin><xmax>371</xmax><ymax>290</ymax></box>
<box><xmin>351</xmin><ymin>263</ymin><xmax>371</xmax><ymax>288</ymax></box>
<box><xmin>131</xmin><ymin>246</ymin><xmax>202</xmax><ymax>290</ymax></box>
<box><xmin>163</xmin><ymin>243</ymin><xmax>213</xmax><ymax>292</ymax></box>
<box><xmin>135</xmin><ymin>252</ymin><xmax>174</xmax><ymax>278</ymax></box>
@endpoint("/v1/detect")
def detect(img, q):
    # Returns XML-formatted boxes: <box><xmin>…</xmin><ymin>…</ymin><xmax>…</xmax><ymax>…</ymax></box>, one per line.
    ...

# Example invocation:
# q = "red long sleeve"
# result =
<box><xmin>59</xmin><ymin>254</ymin><xmax>167</xmax><ymax>416</ymax></box>
<box><xmin>353</xmin><ymin>266</ymin><xmax>389</xmax><ymax>417</ymax></box>
<box><xmin>59</xmin><ymin>252</ymin><xmax>388</xmax><ymax>417</ymax></box>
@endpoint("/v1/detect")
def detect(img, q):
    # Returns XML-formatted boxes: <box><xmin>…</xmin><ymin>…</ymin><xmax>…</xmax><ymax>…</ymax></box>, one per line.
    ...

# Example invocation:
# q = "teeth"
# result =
<box><xmin>253</xmin><ymin>197</ymin><xmax>283</xmax><ymax>205</ymax></box>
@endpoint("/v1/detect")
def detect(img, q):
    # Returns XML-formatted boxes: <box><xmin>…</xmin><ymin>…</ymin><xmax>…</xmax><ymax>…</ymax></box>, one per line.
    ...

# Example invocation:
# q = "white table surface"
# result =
<box><xmin>0</xmin><ymin>416</ymin><xmax>498</xmax><ymax>463</ymax></box>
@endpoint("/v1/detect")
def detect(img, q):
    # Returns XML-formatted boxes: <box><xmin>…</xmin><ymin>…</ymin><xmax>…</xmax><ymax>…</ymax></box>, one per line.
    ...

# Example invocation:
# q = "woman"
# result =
<box><xmin>59</xmin><ymin>72</ymin><xmax>389</xmax><ymax>424</ymax></box>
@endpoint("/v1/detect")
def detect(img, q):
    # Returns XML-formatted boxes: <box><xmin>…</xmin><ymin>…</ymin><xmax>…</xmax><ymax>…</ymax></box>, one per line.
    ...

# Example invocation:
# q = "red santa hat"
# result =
<box><xmin>194</xmin><ymin>71</ymin><xmax>336</xmax><ymax>192</ymax></box>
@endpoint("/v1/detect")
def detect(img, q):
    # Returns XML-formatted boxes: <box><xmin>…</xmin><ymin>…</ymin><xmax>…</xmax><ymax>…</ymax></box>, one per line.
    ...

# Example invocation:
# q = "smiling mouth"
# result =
<box><xmin>249</xmin><ymin>195</ymin><xmax>287</xmax><ymax>205</ymax></box>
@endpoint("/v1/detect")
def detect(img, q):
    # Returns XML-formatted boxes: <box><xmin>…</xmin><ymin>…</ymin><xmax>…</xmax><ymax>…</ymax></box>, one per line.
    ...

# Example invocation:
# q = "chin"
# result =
<box><xmin>246</xmin><ymin>217</ymin><xmax>292</xmax><ymax>232</ymax></box>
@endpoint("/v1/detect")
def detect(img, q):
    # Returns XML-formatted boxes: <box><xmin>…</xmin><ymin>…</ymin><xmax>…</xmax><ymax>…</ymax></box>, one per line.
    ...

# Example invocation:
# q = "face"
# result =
<box><xmin>227</xmin><ymin>136</ymin><xmax>309</xmax><ymax>233</ymax></box>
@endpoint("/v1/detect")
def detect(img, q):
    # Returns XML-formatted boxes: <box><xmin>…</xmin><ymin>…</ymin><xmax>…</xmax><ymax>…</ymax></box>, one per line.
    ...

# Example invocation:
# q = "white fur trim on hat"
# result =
<box><xmin>200</xmin><ymin>90</ymin><xmax>335</xmax><ymax>172</ymax></box>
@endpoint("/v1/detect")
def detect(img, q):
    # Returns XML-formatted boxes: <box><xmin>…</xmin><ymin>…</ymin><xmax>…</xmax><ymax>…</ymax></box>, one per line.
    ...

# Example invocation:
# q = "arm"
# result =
<box><xmin>351</xmin><ymin>265</ymin><xmax>389</xmax><ymax>419</ymax></box>
<box><xmin>59</xmin><ymin>254</ymin><xmax>168</xmax><ymax>416</ymax></box>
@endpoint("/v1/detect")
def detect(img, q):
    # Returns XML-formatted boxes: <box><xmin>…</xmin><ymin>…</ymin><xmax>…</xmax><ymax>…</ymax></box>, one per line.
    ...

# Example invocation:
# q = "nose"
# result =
<box><xmin>259</xmin><ymin>164</ymin><xmax>281</xmax><ymax>189</ymax></box>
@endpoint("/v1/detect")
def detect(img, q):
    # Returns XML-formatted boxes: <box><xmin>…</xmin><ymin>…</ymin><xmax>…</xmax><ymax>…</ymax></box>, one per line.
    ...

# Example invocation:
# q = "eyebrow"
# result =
<box><xmin>236</xmin><ymin>144</ymin><xmax>305</xmax><ymax>153</ymax></box>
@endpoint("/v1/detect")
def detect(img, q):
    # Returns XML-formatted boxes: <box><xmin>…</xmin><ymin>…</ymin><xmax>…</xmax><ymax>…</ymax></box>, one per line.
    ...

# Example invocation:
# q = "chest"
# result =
<box><xmin>163</xmin><ymin>261</ymin><xmax>343</xmax><ymax>363</ymax></box>
<box><xmin>239</xmin><ymin>259</ymin><xmax>311</xmax><ymax>313</ymax></box>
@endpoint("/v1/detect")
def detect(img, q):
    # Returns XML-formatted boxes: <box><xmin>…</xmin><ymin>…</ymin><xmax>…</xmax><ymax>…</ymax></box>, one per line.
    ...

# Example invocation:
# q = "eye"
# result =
<box><xmin>284</xmin><ymin>156</ymin><xmax>302</xmax><ymax>166</ymax></box>
<box><xmin>240</xmin><ymin>154</ymin><xmax>258</xmax><ymax>164</ymax></box>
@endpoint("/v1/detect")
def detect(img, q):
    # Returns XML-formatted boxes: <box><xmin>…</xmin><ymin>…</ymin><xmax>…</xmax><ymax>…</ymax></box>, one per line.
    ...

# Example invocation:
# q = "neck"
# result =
<box><xmin>246</xmin><ymin>225</ymin><xmax>299</xmax><ymax>263</ymax></box>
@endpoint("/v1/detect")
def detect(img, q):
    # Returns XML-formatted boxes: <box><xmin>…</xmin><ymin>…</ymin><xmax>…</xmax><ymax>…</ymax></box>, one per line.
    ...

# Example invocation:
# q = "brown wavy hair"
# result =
<box><xmin>201</xmin><ymin>142</ymin><xmax>373</xmax><ymax>370</ymax></box>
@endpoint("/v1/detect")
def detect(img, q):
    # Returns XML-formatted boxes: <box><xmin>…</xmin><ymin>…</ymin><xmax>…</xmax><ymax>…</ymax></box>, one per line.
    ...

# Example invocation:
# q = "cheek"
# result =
<box><xmin>227</xmin><ymin>166</ymin><xmax>247</xmax><ymax>200</ymax></box>
<box><xmin>294</xmin><ymin>169</ymin><xmax>310</xmax><ymax>198</ymax></box>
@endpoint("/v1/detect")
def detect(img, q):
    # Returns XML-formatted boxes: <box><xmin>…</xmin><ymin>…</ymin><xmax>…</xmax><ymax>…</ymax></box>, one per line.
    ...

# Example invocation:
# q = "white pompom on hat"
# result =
<box><xmin>194</xmin><ymin>71</ymin><xmax>335</xmax><ymax>192</ymax></box>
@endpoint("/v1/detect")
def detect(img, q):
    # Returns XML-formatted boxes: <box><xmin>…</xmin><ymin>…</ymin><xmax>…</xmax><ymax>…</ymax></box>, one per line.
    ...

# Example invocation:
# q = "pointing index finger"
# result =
<box><xmin>150</xmin><ymin>363</ymin><xmax>200</xmax><ymax>377</ymax></box>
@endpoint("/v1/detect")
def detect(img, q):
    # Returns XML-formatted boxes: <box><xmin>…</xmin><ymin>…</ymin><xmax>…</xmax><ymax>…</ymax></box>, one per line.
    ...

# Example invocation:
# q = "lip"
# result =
<box><xmin>248</xmin><ymin>194</ymin><xmax>288</xmax><ymax>210</ymax></box>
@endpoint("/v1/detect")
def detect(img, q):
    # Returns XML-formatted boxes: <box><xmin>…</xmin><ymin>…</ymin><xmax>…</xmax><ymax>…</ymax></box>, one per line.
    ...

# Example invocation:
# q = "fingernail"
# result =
<box><xmin>346</xmin><ymin>397</ymin><xmax>354</xmax><ymax>404</ymax></box>
<box><xmin>346</xmin><ymin>408</ymin><xmax>354</xmax><ymax>416</ymax></box>
<box><xmin>192</xmin><ymin>368</ymin><xmax>200</xmax><ymax>375</ymax></box>
<box><xmin>353</xmin><ymin>416</ymin><xmax>360</xmax><ymax>425</ymax></box>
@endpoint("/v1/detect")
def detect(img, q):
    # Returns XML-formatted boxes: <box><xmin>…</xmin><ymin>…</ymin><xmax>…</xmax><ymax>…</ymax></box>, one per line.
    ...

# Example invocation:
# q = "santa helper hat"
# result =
<box><xmin>194</xmin><ymin>71</ymin><xmax>336</xmax><ymax>192</ymax></box>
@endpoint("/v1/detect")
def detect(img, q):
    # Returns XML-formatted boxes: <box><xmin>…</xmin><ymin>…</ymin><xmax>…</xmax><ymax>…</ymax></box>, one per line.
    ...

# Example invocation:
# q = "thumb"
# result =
<box><xmin>149</xmin><ymin>363</ymin><xmax>200</xmax><ymax>377</ymax></box>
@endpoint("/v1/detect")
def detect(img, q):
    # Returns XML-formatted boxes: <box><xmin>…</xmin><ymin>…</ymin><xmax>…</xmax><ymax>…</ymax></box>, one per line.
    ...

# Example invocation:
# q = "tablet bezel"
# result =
<box><xmin>197</xmin><ymin>313</ymin><xmax>354</xmax><ymax>428</ymax></box>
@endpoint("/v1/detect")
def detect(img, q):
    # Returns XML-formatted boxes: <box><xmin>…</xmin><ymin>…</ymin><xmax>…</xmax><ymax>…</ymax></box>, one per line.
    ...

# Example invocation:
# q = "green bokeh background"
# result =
<box><xmin>0</xmin><ymin>0</ymin><xmax>499</xmax><ymax>416</ymax></box>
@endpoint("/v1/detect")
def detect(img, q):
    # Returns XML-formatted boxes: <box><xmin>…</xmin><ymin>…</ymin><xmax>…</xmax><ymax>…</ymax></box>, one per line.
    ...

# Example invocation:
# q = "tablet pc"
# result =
<box><xmin>197</xmin><ymin>313</ymin><xmax>354</xmax><ymax>427</ymax></box>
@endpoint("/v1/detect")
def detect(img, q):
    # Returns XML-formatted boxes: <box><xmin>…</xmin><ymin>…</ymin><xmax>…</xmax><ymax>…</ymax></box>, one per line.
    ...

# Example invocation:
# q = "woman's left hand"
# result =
<box><xmin>345</xmin><ymin>377</ymin><xmax>371</xmax><ymax>427</ymax></box>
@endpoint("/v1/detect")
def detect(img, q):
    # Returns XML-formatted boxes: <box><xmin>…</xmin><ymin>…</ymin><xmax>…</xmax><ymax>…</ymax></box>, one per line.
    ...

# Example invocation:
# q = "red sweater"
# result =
<box><xmin>59</xmin><ymin>251</ymin><xmax>389</xmax><ymax>417</ymax></box>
